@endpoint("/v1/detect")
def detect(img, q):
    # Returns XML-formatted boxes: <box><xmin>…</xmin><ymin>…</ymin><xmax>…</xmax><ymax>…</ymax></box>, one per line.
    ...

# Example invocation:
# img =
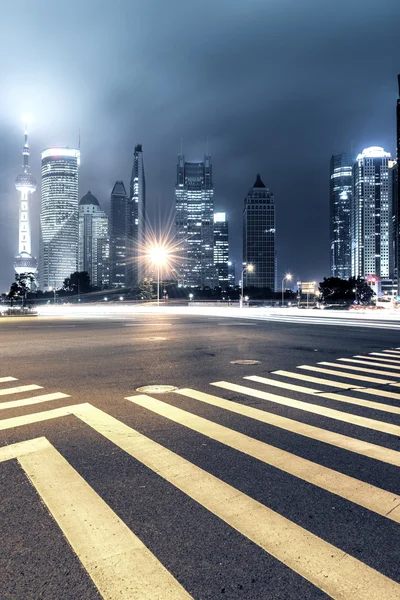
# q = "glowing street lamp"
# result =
<box><xmin>281</xmin><ymin>273</ymin><xmax>292</xmax><ymax>307</ymax></box>
<box><xmin>147</xmin><ymin>244</ymin><xmax>169</xmax><ymax>306</ymax></box>
<box><xmin>48</xmin><ymin>286</ymin><xmax>56</xmax><ymax>305</ymax></box>
<box><xmin>241</xmin><ymin>263</ymin><xmax>254</xmax><ymax>308</ymax></box>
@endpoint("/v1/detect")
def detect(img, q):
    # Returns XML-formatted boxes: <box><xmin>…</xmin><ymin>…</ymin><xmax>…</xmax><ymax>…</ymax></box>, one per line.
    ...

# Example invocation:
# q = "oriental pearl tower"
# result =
<box><xmin>13</xmin><ymin>124</ymin><xmax>38</xmax><ymax>277</ymax></box>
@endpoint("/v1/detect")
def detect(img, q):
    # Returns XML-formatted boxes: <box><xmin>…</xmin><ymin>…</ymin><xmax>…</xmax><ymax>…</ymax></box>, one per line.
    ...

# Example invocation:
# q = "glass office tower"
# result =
<box><xmin>175</xmin><ymin>154</ymin><xmax>215</xmax><ymax>288</ymax></box>
<box><xmin>330</xmin><ymin>153</ymin><xmax>352</xmax><ymax>279</ymax></box>
<box><xmin>39</xmin><ymin>148</ymin><xmax>80</xmax><ymax>290</ymax></box>
<box><xmin>243</xmin><ymin>174</ymin><xmax>276</xmax><ymax>290</ymax></box>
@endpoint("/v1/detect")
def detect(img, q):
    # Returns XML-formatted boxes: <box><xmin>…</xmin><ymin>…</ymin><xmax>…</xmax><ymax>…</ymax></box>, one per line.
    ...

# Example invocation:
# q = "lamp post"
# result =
<box><xmin>281</xmin><ymin>273</ymin><xmax>292</xmax><ymax>307</ymax></box>
<box><xmin>240</xmin><ymin>263</ymin><xmax>254</xmax><ymax>308</ymax></box>
<box><xmin>48</xmin><ymin>286</ymin><xmax>56</xmax><ymax>305</ymax></box>
<box><xmin>148</xmin><ymin>244</ymin><xmax>169</xmax><ymax>306</ymax></box>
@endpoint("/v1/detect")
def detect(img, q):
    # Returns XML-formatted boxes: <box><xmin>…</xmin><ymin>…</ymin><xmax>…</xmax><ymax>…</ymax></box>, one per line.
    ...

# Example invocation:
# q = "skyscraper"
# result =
<box><xmin>14</xmin><ymin>124</ymin><xmax>38</xmax><ymax>278</ymax></box>
<box><xmin>243</xmin><ymin>174</ymin><xmax>276</xmax><ymax>290</ymax></box>
<box><xmin>39</xmin><ymin>148</ymin><xmax>80</xmax><ymax>290</ymax></box>
<box><xmin>78</xmin><ymin>191</ymin><xmax>110</xmax><ymax>288</ymax></box>
<box><xmin>129</xmin><ymin>144</ymin><xmax>146</xmax><ymax>285</ymax></box>
<box><xmin>109</xmin><ymin>181</ymin><xmax>128</xmax><ymax>288</ymax></box>
<box><xmin>330</xmin><ymin>153</ymin><xmax>352</xmax><ymax>279</ymax></box>
<box><xmin>213</xmin><ymin>212</ymin><xmax>229</xmax><ymax>287</ymax></box>
<box><xmin>175</xmin><ymin>154</ymin><xmax>215</xmax><ymax>288</ymax></box>
<box><xmin>394</xmin><ymin>75</ymin><xmax>400</xmax><ymax>293</ymax></box>
<box><xmin>351</xmin><ymin>146</ymin><xmax>392</xmax><ymax>280</ymax></box>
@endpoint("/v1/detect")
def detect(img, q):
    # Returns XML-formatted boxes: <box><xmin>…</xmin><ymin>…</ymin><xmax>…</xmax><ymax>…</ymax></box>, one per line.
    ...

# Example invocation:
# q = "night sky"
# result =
<box><xmin>0</xmin><ymin>0</ymin><xmax>399</xmax><ymax>292</ymax></box>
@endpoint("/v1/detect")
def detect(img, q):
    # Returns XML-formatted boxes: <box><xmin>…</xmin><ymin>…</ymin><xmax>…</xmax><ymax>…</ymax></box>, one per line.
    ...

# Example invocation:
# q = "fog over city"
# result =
<box><xmin>0</xmin><ymin>0</ymin><xmax>398</xmax><ymax>292</ymax></box>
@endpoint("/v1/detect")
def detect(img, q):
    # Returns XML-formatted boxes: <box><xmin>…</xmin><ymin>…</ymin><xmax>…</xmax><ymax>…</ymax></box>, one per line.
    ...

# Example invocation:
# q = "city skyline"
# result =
<box><xmin>0</xmin><ymin>1</ymin><xmax>399</xmax><ymax>292</ymax></box>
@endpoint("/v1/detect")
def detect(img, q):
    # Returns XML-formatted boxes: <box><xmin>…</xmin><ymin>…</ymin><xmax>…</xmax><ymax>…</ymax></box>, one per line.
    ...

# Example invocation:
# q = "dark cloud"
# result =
<box><xmin>0</xmin><ymin>0</ymin><xmax>399</xmax><ymax>291</ymax></box>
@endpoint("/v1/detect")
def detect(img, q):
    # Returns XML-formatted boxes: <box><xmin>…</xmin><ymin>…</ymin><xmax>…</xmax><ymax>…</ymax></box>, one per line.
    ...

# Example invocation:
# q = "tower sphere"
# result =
<box><xmin>15</xmin><ymin>172</ymin><xmax>37</xmax><ymax>193</ymax></box>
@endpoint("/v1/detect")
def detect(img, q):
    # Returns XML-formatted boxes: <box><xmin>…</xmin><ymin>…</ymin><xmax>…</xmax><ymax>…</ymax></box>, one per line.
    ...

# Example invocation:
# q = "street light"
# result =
<box><xmin>148</xmin><ymin>244</ymin><xmax>169</xmax><ymax>306</ymax></box>
<box><xmin>48</xmin><ymin>286</ymin><xmax>56</xmax><ymax>305</ymax></box>
<box><xmin>241</xmin><ymin>263</ymin><xmax>254</xmax><ymax>308</ymax></box>
<box><xmin>281</xmin><ymin>273</ymin><xmax>292</xmax><ymax>307</ymax></box>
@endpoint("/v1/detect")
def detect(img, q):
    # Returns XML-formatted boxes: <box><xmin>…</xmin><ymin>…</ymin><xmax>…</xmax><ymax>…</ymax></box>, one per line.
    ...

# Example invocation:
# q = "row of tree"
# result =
<box><xmin>4</xmin><ymin>272</ymin><xmax>377</xmax><ymax>306</ymax></box>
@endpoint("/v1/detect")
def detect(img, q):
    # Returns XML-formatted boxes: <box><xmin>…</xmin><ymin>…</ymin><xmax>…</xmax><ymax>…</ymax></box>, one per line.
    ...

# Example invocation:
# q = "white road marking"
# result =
<box><xmin>0</xmin><ymin>436</ymin><xmax>191</xmax><ymax>600</ymax></box>
<box><xmin>298</xmin><ymin>365</ymin><xmax>395</xmax><ymax>385</ymax></box>
<box><xmin>126</xmin><ymin>394</ymin><xmax>400</xmax><ymax>524</ymax></box>
<box><xmin>245</xmin><ymin>375</ymin><xmax>400</xmax><ymax>416</ymax></box>
<box><xmin>318</xmin><ymin>361</ymin><xmax>400</xmax><ymax>378</ymax></box>
<box><xmin>0</xmin><ymin>377</ymin><xmax>18</xmax><ymax>383</ymax></box>
<box><xmin>176</xmin><ymin>389</ymin><xmax>400</xmax><ymax>466</ymax></box>
<box><xmin>0</xmin><ymin>384</ymin><xmax>43</xmax><ymax>397</ymax></box>
<box><xmin>0</xmin><ymin>392</ymin><xmax>70</xmax><ymax>411</ymax></box>
<box><xmin>273</xmin><ymin>370</ymin><xmax>364</xmax><ymax>390</ymax></box>
<box><xmin>211</xmin><ymin>381</ymin><xmax>400</xmax><ymax>438</ymax></box>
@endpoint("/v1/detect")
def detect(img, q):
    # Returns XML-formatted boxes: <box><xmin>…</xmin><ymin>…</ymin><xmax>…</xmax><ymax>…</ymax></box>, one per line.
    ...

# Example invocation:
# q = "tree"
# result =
<box><xmin>138</xmin><ymin>278</ymin><xmax>155</xmax><ymax>299</ymax></box>
<box><xmin>319</xmin><ymin>276</ymin><xmax>375</xmax><ymax>305</ymax></box>
<box><xmin>350</xmin><ymin>277</ymin><xmax>375</xmax><ymax>305</ymax></box>
<box><xmin>63</xmin><ymin>271</ymin><xmax>92</xmax><ymax>295</ymax></box>
<box><xmin>8</xmin><ymin>272</ymin><xmax>36</xmax><ymax>306</ymax></box>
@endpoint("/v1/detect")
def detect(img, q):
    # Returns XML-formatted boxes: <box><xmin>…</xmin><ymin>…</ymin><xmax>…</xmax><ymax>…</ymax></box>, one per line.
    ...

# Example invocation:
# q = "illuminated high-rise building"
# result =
<box><xmin>39</xmin><ymin>148</ymin><xmax>80</xmax><ymax>290</ymax></box>
<box><xmin>394</xmin><ymin>75</ymin><xmax>400</xmax><ymax>293</ymax></box>
<box><xmin>175</xmin><ymin>154</ymin><xmax>215</xmax><ymax>288</ymax></box>
<box><xmin>110</xmin><ymin>181</ymin><xmax>128</xmax><ymax>288</ymax></box>
<box><xmin>129</xmin><ymin>144</ymin><xmax>146</xmax><ymax>285</ymax></box>
<box><xmin>243</xmin><ymin>174</ymin><xmax>276</xmax><ymax>290</ymax></box>
<box><xmin>13</xmin><ymin>125</ymin><xmax>38</xmax><ymax>278</ymax></box>
<box><xmin>213</xmin><ymin>212</ymin><xmax>229</xmax><ymax>287</ymax></box>
<box><xmin>351</xmin><ymin>146</ymin><xmax>392</xmax><ymax>280</ymax></box>
<box><xmin>330</xmin><ymin>153</ymin><xmax>352</xmax><ymax>279</ymax></box>
<box><xmin>78</xmin><ymin>191</ymin><xmax>109</xmax><ymax>288</ymax></box>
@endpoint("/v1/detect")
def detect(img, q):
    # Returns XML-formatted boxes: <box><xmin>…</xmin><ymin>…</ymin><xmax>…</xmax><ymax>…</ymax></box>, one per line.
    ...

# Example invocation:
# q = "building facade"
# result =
<box><xmin>129</xmin><ymin>144</ymin><xmax>146</xmax><ymax>286</ymax></box>
<box><xmin>213</xmin><ymin>212</ymin><xmax>229</xmax><ymax>287</ymax></box>
<box><xmin>14</xmin><ymin>125</ymin><xmax>38</xmax><ymax>278</ymax></box>
<box><xmin>175</xmin><ymin>154</ymin><xmax>215</xmax><ymax>288</ymax></box>
<box><xmin>243</xmin><ymin>174</ymin><xmax>276</xmax><ymax>290</ymax></box>
<box><xmin>109</xmin><ymin>181</ymin><xmax>128</xmax><ymax>288</ymax></box>
<box><xmin>39</xmin><ymin>148</ymin><xmax>80</xmax><ymax>290</ymax></box>
<box><xmin>394</xmin><ymin>75</ymin><xmax>400</xmax><ymax>294</ymax></box>
<box><xmin>78</xmin><ymin>191</ymin><xmax>110</xmax><ymax>288</ymax></box>
<box><xmin>330</xmin><ymin>153</ymin><xmax>352</xmax><ymax>279</ymax></box>
<box><xmin>351</xmin><ymin>146</ymin><xmax>392</xmax><ymax>280</ymax></box>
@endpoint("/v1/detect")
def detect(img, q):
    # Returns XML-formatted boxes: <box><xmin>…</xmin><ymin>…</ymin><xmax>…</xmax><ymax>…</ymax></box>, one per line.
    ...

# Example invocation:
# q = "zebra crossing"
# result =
<box><xmin>1</xmin><ymin>348</ymin><xmax>400</xmax><ymax>598</ymax></box>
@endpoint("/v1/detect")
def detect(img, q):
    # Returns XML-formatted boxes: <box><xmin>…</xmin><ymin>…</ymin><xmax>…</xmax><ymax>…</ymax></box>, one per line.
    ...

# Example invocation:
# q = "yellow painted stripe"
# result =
<box><xmin>18</xmin><ymin>439</ymin><xmax>192</xmax><ymax>600</ymax></box>
<box><xmin>355</xmin><ymin>355</ymin><xmax>400</xmax><ymax>365</ymax></box>
<box><xmin>176</xmin><ymin>389</ymin><xmax>400</xmax><ymax>467</ymax></box>
<box><xmin>273</xmin><ymin>370</ymin><xmax>364</xmax><ymax>390</ymax></box>
<box><xmin>211</xmin><ymin>381</ymin><xmax>400</xmax><ymax>437</ymax></box>
<box><xmin>298</xmin><ymin>365</ymin><xmax>395</xmax><ymax>385</ymax></box>
<box><xmin>244</xmin><ymin>375</ymin><xmax>321</xmax><ymax>395</ymax></box>
<box><xmin>0</xmin><ymin>392</ymin><xmax>70</xmax><ymax>411</ymax></box>
<box><xmin>0</xmin><ymin>437</ymin><xmax>49</xmax><ymax>462</ymax></box>
<box><xmin>0</xmin><ymin>403</ymin><xmax>80</xmax><ymax>431</ymax></box>
<box><xmin>318</xmin><ymin>361</ymin><xmax>400</xmax><ymax>378</ymax></box>
<box><xmin>355</xmin><ymin>387</ymin><xmax>400</xmax><ymax>401</ymax></box>
<box><xmin>0</xmin><ymin>377</ymin><xmax>18</xmax><ymax>383</ymax></box>
<box><xmin>126</xmin><ymin>394</ymin><xmax>400</xmax><ymax>524</ymax></box>
<box><xmin>0</xmin><ymin>384</ymin><xmax>43</xmax><ymax>396</ymax></box>
<box><xmin>339</xmin><ymin>358</ymin><xmax>400</xmax><ymax>370</ymax></box>
<box><xmin>2</xmin><ymin>402</ymin><xmax>399</xmax><ymax>597</ymax></box>
<box><xmin>73</xmin><ymin>404</ymin><xmax>400</xmax><ymax>600</ymax></box>
<box><xmin>246</xmin><ymin>375</ymin><xmax>400</xmax><ymax>416</ymax></box>
<box><xmin>370</xmin><ymin>353</ymin><xmax>400</xmax><ymax>361</ymax></box>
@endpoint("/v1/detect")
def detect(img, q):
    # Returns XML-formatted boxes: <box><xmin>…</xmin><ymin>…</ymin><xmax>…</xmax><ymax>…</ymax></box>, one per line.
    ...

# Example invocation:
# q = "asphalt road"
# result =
<box><xmin>1</xmin><ymin>311</ymin><xmax>400</xmax><ymax>599</ymax></box>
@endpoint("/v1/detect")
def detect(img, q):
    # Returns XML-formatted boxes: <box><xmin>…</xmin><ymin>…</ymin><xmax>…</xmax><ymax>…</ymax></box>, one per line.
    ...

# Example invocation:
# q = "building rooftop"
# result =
<box><xmin>253</xmin><ymin>174</ymin><xmax>266</xmax><ymax>188</ymax></box>
<box><xmin>79</xmin><ymin>191</ymin><xmax>99</xmax><ymax>206</ymax></box>
<box><xmin>111</xmin><ymin>181</ymin><xmax>127</xmax><ymax>196</ymax></box>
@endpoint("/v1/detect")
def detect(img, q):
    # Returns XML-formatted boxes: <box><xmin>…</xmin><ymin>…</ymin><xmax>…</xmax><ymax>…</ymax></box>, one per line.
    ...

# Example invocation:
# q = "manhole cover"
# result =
<box><xmin>230</xmin><ymin>360</ymin><xmax>261</xmax><ymax>365</ymax></box>
<box><xmin>136</xmin><ymin>385</ymin><xmax>178</xmax><ymax>393</ymax></box>
<box><xmin>147</xmin><ymin>337</ymin><xmax>167</xmax><ymax>341</ymax></box>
